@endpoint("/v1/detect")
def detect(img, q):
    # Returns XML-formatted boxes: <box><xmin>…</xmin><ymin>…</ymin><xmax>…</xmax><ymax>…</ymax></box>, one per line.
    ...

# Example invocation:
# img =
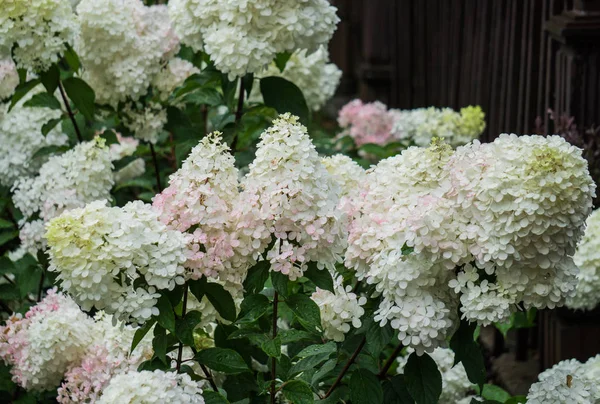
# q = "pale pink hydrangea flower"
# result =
<box><xmin>0</xmin><ymin>289</ymin><xmax>95</xmax><ymax>391</ymax></box>
<box><xmin>337</xmin><ymin>99</ymin><xmax>396</xmax><ymax>146</ymax></box>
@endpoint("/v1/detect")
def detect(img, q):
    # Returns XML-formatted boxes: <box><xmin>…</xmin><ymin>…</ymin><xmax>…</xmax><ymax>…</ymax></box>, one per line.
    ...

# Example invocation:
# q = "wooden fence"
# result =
<box><xmin>329</xmin><ymin>0</ymin><xmax>600</xmax><ymax>141</ymax></box>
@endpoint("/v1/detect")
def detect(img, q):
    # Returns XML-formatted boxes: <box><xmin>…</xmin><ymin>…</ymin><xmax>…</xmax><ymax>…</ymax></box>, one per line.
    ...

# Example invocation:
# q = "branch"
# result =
<box><xmin>377</xmin><ymin>342</ymin><xmax>403</xmax><ymax>379</ymax></box>
<box><xmin>58</xmin><ymin>81</ymin><xmax>83</xmax><ymax>143</ymax></box>
<box><xmin>200</xmin><ymin>364</ymin><xmax>219</xmax><ymax>392</ymax></box>
<box><xmin>270</xmin><ymin>291</ymin><xmax>279</xmax><ymax>404</ymax></box>
<box><xmin>149</xmin><ymin>143</ymin><xmax>163</xmax><ymax>192</ymax></box>
<box><xmin>324</xmin><ymin>336</ymin><xmax>367</xmax><ymax>398</ymax></box>
<box><xmin>230</xmin><ymin>79</ymin><xmax>245</xmax><ymax>153</ymax></box>
<box><xmin>175</xmin><ymin>284</ymin><xmax>188</xmax><ymax>372</ymax></box>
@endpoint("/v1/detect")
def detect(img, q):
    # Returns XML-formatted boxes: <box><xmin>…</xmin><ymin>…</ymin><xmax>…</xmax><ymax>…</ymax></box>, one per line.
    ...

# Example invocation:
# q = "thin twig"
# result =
<box><xmin>202</xmin><ymin>105</ymin><xmax>208</xmax><ymax>137</ymax></box>
<box><xmin>36</xmin><ymin>270</ymin><xmax>45</xmax><ymax>302</ymax></box>
<box><xmin>149</xmin><ymin>143</ymin><xmax>162</xmax><ymax>192</ymax></box>
<box><xmin>200</xmin><ymin>364</ymin><xmax>219</xmax><ymax>392</ymax></box>
<box><xmin>175</xmin><ymin>284</ymin><xmax>188</xmax><ymax>372</ymax></box>
<box><xmin>58</xmin><ymin>81</ymin><xmax>83</xmax><ymax>143</ymax></box>
<box><xmin>324</xmin><ymin>337</ymin><xmax>367</xmax><ymax>399</ymax></box>
<box><xmin>270</xmin><ymin>291</ymin><xmax>279</xmax><ymax>404</ymax></box>
<box><xmin>377</xmin><ymin>342</ymin><xmax>403</xmax><ymax>379</ymax></box>
<box><xmin>230</xmin><ymin>79</ymin><xmax>245</xmax><ymax>153</ymax></box>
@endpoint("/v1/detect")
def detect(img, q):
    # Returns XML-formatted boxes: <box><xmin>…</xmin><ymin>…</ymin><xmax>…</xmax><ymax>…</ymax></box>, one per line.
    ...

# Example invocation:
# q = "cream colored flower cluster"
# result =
<box><xmin>346</xmin><ymin>135</ymin><xmax>594</xmax><ymax>353</ymax></box>
<box><xmin>168</xmin><ymin>0</ymin><xmax>339</xmax><ymax>80</ymax></box>
<box><xmin>236</xmin><ymin>113</ymin><xmax>347</xmax><ymax>280</ymax></box>
<box><xmin>46</xmin><ymin>200</ymin><xmax>188</xmax><ymax>324</ymax></box>
<box><xmin>567</xmin><ymin>209</ymin><xmax>600</xmax><ymax>311</ymax></box>
<box><xmin>0</xmin><ymin>0</ymin><xmax>77</xmax><ymax>71</ymax></box>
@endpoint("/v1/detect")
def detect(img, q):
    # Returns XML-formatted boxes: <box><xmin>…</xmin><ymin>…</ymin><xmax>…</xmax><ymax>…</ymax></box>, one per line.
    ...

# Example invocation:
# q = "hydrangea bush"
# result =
<box><xmin>0</xmin><ymin>0</ymin><xmax>595</xmax><ymax>403</ymax></box>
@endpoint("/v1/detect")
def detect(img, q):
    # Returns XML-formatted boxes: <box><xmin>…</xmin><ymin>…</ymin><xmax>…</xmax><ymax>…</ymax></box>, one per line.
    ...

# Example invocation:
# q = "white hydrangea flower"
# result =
<box><xmin>122</xmin><ymin>102</ymin><xmax>168</xmax><ymax>144</ymax></box>
<box><xmin>311</xmin><ymin>276</ymin><xmax>366</xmax><ymax>341</ymax></box>
<box><xmin>397</xmin><ymin>347</ymin><xmax>473</xmax><ymax>403</ymax></box>
<box><xmin>0</xmin><ymin>290</ymin><xmax>96</xmax><ymax>391</ymax></box>
<box><xmin>321</xmin><ymin>154</ymin><xmax>366</xmax><ymax>198</ymax></box>
<box><xmin>168</xmin><ymin>0</ymin><xmax>340</xmax><ymax>80</ymax></box>
<box><xmin>114</xmin><ymin>158</ymin><xmax>146</xmax><ymax>185</ymax></box>
<box><xmin>153</xmin><ymin>132</ymin><xmax>252</xmax><ymax>285</ymax></box>
<box><xmin>12</xmin><ymin>138</ymin><xmax>114</xmax><ymax>222</ymax></box>
<box><xmin>567</xmin><ymin>209</ymin><xmax>600</xmax><ymax>311</ymax></box>
<box><xmin>0</xmin><ymin>0</ymin><xmax>77</xmax><ymax>71</ymax></box>
<box><xmin>13</xmin><ymin>220</ymin><xmax>47</xmax><ymax>259</ymax></box>
<box><xmin>253</xmin><ymin>46</ymin><xmax>341</xmax><ymax>111</ymax></box>
<box><xmin>0</xmin><ymin>88</ymin><xmax>68</xmax><ymax>187</ymax></box>
<box><xmin>527</xmin><ymin>358</ymin><xmax>600</xmax><ymax>404</ymax></box>
<box><xmin>0</xmin><ymin>57</ymin><xmax>19</xmax><ymax>100</ymax></box>
<box><xmin>108</xmin><ymin>134</ymin><xmax>139</xmax><ymax>161</ymax></box>
<box><xmin>346</xmin><ymin>134</ymin><xmax>594</xmax><ymax>351</ymax></box>
<box><xmin>46</xmin><ymin>200</ymin><xmax>188</xmax><ymax>324</ymax></box>
<box><xmin>235</xmin><ymin>113</ymin><xmax>346</xmax><ymax>280</ymax></box>
<box><xmin>152</xmin><ymin>57</ymin><xmax>200</xmax><ymax>102</ymax></box>
<box><xmin>76</xmin><ymin>0</ymin><xmax>179</xmax><ymax>105</ymax></box>
<box><xmin>448</xmin><ymin>135</ymin><xmax>595</xmax><ymax>321</ymax></box>
<box><xmin>391</xmin><ymin>106</ymin><xmax>485</xmax><ymax>148</ymax></box>
<box><xmin>57</xmin><ymin>312</ymin><xmax>153</xmax><ymax>403</ymax></box>
<box><xmin>97</xmin><ymin>369</ymin><xmax>204</xmax><ymax>404</ymax></box>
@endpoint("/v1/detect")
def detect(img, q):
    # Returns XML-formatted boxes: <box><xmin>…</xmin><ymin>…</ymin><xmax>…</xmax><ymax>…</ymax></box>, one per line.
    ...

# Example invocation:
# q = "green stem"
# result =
<box><xmin>175</xmin><ymin>284</ymin><xmax>188</xmax><ymax>372</ymax></box>
<box><xmin>324</xmin><ymin>337</ymin><xmax>367</xmax><ymax>399</ymax></box>
<box><xmin>58</xmin><ymin>81</ymin><xmax>83</xmax><ymax>143</ymax></box>
<box><xmin>149</xmin><ymin>143</ymin><xmax>162</xmax><ymax>192</ymax></box>
<box><xmin>270</xmin><ymin>291</ymin><xmax>279</xmax><ymax>404</ymax></box>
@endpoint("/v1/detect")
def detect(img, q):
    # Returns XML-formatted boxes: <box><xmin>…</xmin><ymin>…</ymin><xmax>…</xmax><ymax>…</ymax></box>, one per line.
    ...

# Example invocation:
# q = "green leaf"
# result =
<box><xmin>156</xmin><ymin>295</ymin><xmax>176</xmax><ymax>333</ymax></box>
<box><xmin>0</xmin><ymin>284</ymin><xmax>19</xmax><ymax>300</ymax></box>
<box><xmin>0</xmin><ymin>256</ymin><xmax>15</xmax><ymax>274</ymax></box>
<box><xmin>113</xmin><ymin>178</ymin><xmax>155</xmax><ymax>192</ymax></box>
<box><xmin>404</xmin><ymin>352</ymin><xmax>442</xmax><ymax>404</ymax></box>
<box><xmin>289</xmin><ymin>353</ymin><xmax>332</xmax><ymax>377</ymax></box>
<box><xmin>243</xmin><ymin>260</ymin><xmax>270</xmax><ymax>294</ymax></box>
<box><xmin>285</xmin><ymin>293</ymin><xmax>321</xmax><ymax>333</ymax></box>
<box><xmin>278</xmin><ymin>329</ymin><xmax>316</xmax><ymax>344</ymax></box>
<box><xmin>16</xmin><ymin>262</ymin><xmax>39</xmax><ymax>298</ymax></box>
<box><xmin>366</xmin><ymin>321</ymin><xmax>394</xmax><ymax>356</ymax></box>
<box><xmin>383</xmin><ymin>375</ymin><xmax>415</xmax><ymax>404</ymax></box>
<box><xmin>242</xmin><ymin>73</ymin><xmax>254</xmax><ymax>99</ymax></box>
<box><xmin>274</xmin><ymin>52</ymin><xmax>292</xmax><ymax>72</ymax></box>
<box><xmin>271</xmin><ymin>271</ymin><xmax>290</xmax><ymax>297</ymax></box>
<box><xmin>282</xmin><ymin>380</ymin><xmax>314</xmax><ymax>404</ymax></box>
<box><xmin>32</xmin><ymin>145</ymin><xmax>70</xmax><ymax>160</ymax></box>
<box><xmin>316</xmin><ymin>386</ymin><xmax>349</xmax><ymax>404</ymax></box>
<box><xmin>23</xmin><ymin>93</ymin><xmax>62</xmax><ymax>110</ymax></box>
<box><xmin>505</xmin><ymin>396</ymin><xmax>527</xmax><ymax>404</ymax></box>
<box><xmin>195</xmin><ymin>348</ymin><xmax>249</xmax><ymax>374</ymax></box>
<box><xmin>99</xmin><ymin>129</ymin><xmax>119</xmax><ymax>145</ymax></box>
<box><xmin>63</xmin><ymin>44</ymin><xmax>81</xmax><ymax>72</ymax></box>
<box><xmin>188</xmin><ymin>277</ymin><xmax>208</xmax><ymax>303</ymax></box>
<box><xmin>311</xmin><ymin>358</ymin><xmax>337</xmax><ymax>386</ymax></box>
<box><xmin>9</xmin><ymin>79</ymin><xmax>41</xmax><ymax>111</ymax></box>
<box><xmin>175</xmin><ymin>310</ymin><xmax>202</xmax><ymax>346</ymax></box>
<box><xmin>203</xmin><ymin>390</ymin><xmax>230</xmax><ymax>404</ymax></box>
<box><xmin>40</xmin><ymin>65</ymin><xmax>60</xmax><ymax>94</ymax></box>
<box><xmin>296</xmin><ymin>342</ymin><xmax>337</xmax><ymax>358</ymax></box>
<box><xmin>205</xmin><ymin>282</ymin><xmax>237</xmax><ymax>322</ymax></box>
<box><xmin>62</xmin><ymin>77</ymin><xmax>95</xmax><ymax>121</ymax></box>
<box><xmin>182</xmin><ymin>88</ymin><xmax>223</xmax><ymax>106</ymax></box>
<box><xmin>350</xmin><ymin>369</ymin><xmax>384</xmax><ymax>404</ymax></box>
<box><xmin>480</xmin><ymin>384</ymin><xmax>511</xmax><ymax>403</ymax></box>
<box><xmin>303</xmin><ymin>263</ymin><xmax>334</xmax><ymax>293</ymax></box>
<box><xmin>261</xmin><ymin>335</ymin><xmax>282</xmax><ymax>358</ymax></box>
<box><xmin>260</xmin><ymin>77</ymin><xmax>309</xmax><ymax>124</ymax></box>
<box><xmin>153</xmin><ymin>325</ymin><xmax>168</xmax><ymax>364</ymax></box>
<box><xmin>0</xmin><ymin>231</ymin><xmax>18</xmax><ymax>247</ymax></box>
<box><xmin>131</xmin><ymin>319</ymin><xmax>156</xmax><ymax>353</ymax></box>
<box><xmin>42</xmin><ymin>118</ymin><xmax>62</xmax><ymax>136</ymax></box>
<box><xmin>237</xmin><ymin>294</ymin><xmax>270</xmax><ymax>324</ymax></box>
<box><xmin>138</xmin><ymin>356</ymin><xmax>170</xmax><ymax>372</ymax></box>
<box><xmin>450</xmin><ymin>319</ymin><xmax>486</xmax><ymax>389</ymax></box>
<box><xmin>0</xmin><ymin>219</ymin><xmax>14</xmax><ymax>230</ymax></box>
